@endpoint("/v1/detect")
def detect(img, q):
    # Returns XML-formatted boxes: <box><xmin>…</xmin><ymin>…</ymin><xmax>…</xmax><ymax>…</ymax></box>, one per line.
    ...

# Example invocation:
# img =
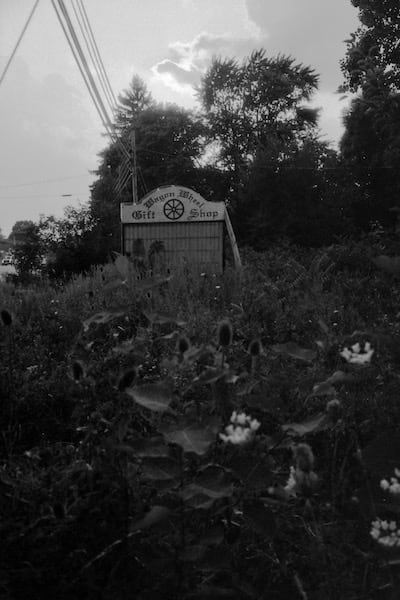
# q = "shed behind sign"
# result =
<box><xmin>121</xmin><ymin>185</ymin><xmax>227</xmax><ymax>273</ymax></box>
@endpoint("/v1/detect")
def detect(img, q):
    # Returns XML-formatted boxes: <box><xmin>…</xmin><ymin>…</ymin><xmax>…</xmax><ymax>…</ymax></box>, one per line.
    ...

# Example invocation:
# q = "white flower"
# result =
<box><xmin>379</xmin><ymin>468</ymin><xmax>400</xmax><ymax>496</ymax></box>
<box><xmin>219</xmin><ymin>411</ymin><xmax>260</xmax><ymax>445</ymax></box>
<box><xmin>284</xmin><ymin>466</ymin><xmax>297</xmax><ymax>494</ymax></box>
<box><xmin>370</xmin><ymin>517</ymin><xmax>400</xmax><ymax>548</ymax></box>
<box><xmin>340</xmin><ymin>340</ymin><xmax>375</xmax><ymax>364</ymax></box>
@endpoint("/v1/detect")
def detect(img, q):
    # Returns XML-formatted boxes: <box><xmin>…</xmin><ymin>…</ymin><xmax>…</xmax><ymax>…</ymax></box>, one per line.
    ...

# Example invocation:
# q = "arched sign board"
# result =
<box><xmin>120</xmin><ymin>185</ymin><xmax>240</xmax><ymax>273</ymax></box>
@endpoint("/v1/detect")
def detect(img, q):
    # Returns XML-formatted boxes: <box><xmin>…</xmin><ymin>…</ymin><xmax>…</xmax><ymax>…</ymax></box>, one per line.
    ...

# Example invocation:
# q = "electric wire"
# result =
<box><xmin>51</xmin><ymin>0</ymin><xmax>112</xmax><ymax>141</ymax></box>
<box><xmin>0</xmin><ymin>0</ymin><xmax>40</xmax><ymax>88</ymax></box>
<box><xmin>52</xmin><ymin>0</ymin><xmax>130</xmax><ymax>161</ymax></box>
<box><xmin>76</xmin><ymin>0</ymin><xmax>118</xmax><ymax>111</ymax></box>
<box><xmin>71</xmin><ymin>0</ymin><xmax>116</xmax><ymax>116</ymax></box>
<box><xmin>55</xmin><ymin>0</ymin><xmax>115</xmax><ymax>140</ymax></box>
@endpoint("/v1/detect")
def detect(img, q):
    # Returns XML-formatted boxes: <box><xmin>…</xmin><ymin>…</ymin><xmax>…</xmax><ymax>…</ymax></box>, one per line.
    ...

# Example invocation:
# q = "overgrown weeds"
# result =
<box><xmin>2</xmin><ymin>236</ymin><xmax>400</xmax><ymax>599</ymax></box>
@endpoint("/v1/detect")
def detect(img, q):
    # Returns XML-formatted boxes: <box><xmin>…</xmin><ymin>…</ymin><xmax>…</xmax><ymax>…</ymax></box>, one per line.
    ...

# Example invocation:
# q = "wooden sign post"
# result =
<box><xmin>120</xmin><ymin>185</ymin><xmax>240</xmax><ymax>273</ymax></box>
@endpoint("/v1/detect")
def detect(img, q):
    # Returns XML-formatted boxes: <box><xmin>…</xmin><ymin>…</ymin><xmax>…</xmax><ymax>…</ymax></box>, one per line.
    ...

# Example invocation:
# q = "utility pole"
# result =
<box><xmin>131</xmin><ymin>128</ymin><xmax>138</xmax><ymax>204</ymax></box>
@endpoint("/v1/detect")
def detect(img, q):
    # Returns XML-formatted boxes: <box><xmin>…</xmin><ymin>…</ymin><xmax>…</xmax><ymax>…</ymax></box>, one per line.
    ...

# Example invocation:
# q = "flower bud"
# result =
<box><xmin>294</xmin><ymin>443</ymin><xmax>315</xmax><ymax>473</ymax></box>
<box><xmin>1</xmin><ymin>309</ymin><xmax>12</xmax><ymax>326</ymax></box>
<box><xmin>117</xmin><ymin>368</ymin><xmax>136</xmax><ymax>391</ymax></box>
<box><xmin>177</xmin><ymin>335</ymin><xmax>190</xmax><ymax>355</ymax></box>
<box><xmin>217</xmin><ymin>319</ymin><xmax>233</xmax><ymax>347</ymax></box>
<box><xmin>248</xmin><ymin>338</ymin><xmax>262</xmax><ymax>357</ymax></box>
<box><xmin>71</xmin><ymin>361</ymin><xmax>84</xmax><ymax>382</ymax></box>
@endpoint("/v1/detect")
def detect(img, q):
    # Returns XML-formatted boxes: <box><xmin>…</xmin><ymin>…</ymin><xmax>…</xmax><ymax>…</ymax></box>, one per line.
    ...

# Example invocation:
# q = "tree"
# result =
<box><xmin>115</xmin><ymin>75</ymin><xmax>154</xmax><ymax>133</ymax></box>
<box><xmin>90</xmin><ymin>102</ymin><xmax>207</xmax><ymax>257</ymax></box>
<box><xmin>197</xmin><ymin>49</ymin><xmax>320</xmax><ymax>202</ymax></box>
<box><xmin>233</xmin><ymin>138</ymin><xmax>355</xmax><ymax>248</ymax></box>
<box><xmin>38</xmin><ymin>205</ymin><xmax>102</xmax><ymax>278</ymax></box>
<box><xmin>10</xmin><ymin>220</ymin><xmax>42</xmax><ymax>275</ymax></box>
<box><xmin>340</xmin><ymin>0</ymin><xmax>400</xmax><ymax>228</ymax></box>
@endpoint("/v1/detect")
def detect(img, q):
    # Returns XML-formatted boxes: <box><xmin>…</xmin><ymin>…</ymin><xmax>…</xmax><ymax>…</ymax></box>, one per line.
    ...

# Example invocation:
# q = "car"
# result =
<box><xmin>1</xmin><ymin>254</ymin><xmax>13</xmax><ymax>265</ymax></box>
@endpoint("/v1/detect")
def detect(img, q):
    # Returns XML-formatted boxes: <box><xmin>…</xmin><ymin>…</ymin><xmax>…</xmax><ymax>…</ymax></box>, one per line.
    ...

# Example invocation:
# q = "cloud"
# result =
<box><xmin>151</xmin><ymin>30</ymin><xmax>268</xmax><ymax>94</ymax></box>
<box><xmin>311</xmin><ymin>90</ymin><xmax>352</xmax><ymax>148</ymax></box>
<box><xmin>244</xmin><ymin>0</ymin><xmax>359</xmax><ymax>91</ymax></box>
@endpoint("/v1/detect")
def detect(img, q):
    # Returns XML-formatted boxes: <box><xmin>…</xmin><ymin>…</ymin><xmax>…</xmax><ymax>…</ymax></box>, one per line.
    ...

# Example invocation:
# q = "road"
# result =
<box><xmin>0</xmin><ymin>264</ymin><xmax>17</xmax><ymax>278</ymax></box>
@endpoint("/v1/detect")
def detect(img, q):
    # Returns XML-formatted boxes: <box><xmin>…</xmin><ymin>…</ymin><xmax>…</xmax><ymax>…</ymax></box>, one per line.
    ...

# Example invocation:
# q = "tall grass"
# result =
<box><xmin>1</xmin><ymin>237</ymin><xmax>400</xmax><ymax>599</ymax></box>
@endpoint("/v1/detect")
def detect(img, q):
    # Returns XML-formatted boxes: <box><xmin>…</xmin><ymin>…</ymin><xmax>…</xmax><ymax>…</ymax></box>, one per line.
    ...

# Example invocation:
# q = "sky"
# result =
<box><xmin>0</xmin><ymin>0</ymin><xmax>359</xmax><ymax>238</ymax></box>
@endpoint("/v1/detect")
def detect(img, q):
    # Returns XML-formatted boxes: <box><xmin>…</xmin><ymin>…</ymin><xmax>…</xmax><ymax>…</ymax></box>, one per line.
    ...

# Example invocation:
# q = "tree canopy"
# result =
<box><xmin>340</xmin><ymin>0</ymin><xmax>400</xmax><ymax>227</ymax></box>
<box><xmin>198</xmin><ymin>50</ymin><xmax>319</xmax><ymax>173</ymax></box>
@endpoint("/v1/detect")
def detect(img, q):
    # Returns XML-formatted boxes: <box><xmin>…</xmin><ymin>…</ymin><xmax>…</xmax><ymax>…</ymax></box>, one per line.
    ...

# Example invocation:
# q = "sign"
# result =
<box><xmin>120</xmin><ymin>185</ymin><xmax>225</xmax><ymax>223</ymax></box>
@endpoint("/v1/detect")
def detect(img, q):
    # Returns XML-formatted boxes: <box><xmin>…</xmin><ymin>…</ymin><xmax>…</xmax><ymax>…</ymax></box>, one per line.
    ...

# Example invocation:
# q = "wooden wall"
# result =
<box><xmin>123</xmin><ymin>221</ymin><xmax>224</xmax><ymax>273</ymax></box>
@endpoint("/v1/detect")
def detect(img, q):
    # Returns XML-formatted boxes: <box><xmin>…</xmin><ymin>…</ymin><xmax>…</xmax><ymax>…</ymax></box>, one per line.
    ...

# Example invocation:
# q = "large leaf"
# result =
<box><xmin>193</xmin><ymin>366</ymin><xmax>238</xmax><ymax>385</ymax></box>
<box><xmin>182</xmin><ymin>465</ymin><xmax>233</xmax><ymax>501</ymax></box>
<box><xmin>141</xmin><ymin>456</ymin><xmax>180</xmax><ymax>480</ymax></box>
<box><xmin>128</xmin><ymin>437</ymin><xmax>171</xmax><ymax>457</ymax></box>
<box><xmin>271</xmin><ymin>341</ymin><xmax>316</xmax><ymax>362</ymax></box>
<box><xmin>372</xmin><ymin>255</ymin><xmax>400</xmax><ymax>276</ymax></box>
<box><xmin>311</xmin><ymin>370</ymin><xmax>356</xmax><ymax>396</ymax></box>
<box><xmin>282</xmin><ymin>412</ymin><xmax>330</xmax><ymax>436</ymax></box>
<box><xmin>160</xmin><ymin>415</ymin><xmax>220</xmax><ymax>455</ymax></box>
<box><xmin>126</xmin><ymin>381</ymin><xmax>172</xmax><ymax>412</ymax></box>
<box><xmin>142</xmin><ymin>310</ymin><xmax>186</xmax><ymax>327</ymax></box>
<box><xmin>130</xmin><ymin>505</ymin><xmax>170</xmax><ymax>533</ymax></box>
<box><xmin>227</xmin><ymin>455</ymin><xmax>273</xmax><ymax>490</ymax></box>
<box><xmin>82</xmin><ymin>310</ymin><xmax>125</xmax><ymax>331</ymax></box>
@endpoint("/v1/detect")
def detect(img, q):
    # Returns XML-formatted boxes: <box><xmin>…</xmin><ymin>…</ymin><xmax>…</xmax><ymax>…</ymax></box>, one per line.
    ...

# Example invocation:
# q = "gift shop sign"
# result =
<box><xmin>120</xmin><ymin>185</ymin><xmax>225</xmax><ymax>223</ymax></box>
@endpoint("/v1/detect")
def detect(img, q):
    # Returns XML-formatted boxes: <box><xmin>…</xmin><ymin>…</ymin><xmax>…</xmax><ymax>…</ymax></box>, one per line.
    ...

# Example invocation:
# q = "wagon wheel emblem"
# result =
<box><xmin>163</xmin><ymin>198</ymin><xmax>184</xmax><ymax>220</ymax></box>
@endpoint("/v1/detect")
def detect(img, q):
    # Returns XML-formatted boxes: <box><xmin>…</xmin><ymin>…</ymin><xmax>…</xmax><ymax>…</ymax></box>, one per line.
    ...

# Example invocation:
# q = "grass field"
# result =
<box><xmin>1</xmin><ymin>235</ymin><xmax>400</xmax><ymax>599</ymax></box>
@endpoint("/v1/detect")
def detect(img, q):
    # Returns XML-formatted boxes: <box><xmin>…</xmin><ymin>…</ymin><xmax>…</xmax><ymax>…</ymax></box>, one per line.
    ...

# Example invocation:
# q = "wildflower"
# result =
<box><xmin>380</xmin><ymin>468</ymin><xmax>400</xmax><ymax>495</ymax></box>
<box><xmin>282</xmin><ymin>443</ymin><xmax>318</xmax><ymax>497</ymax></box>
<box><xmin>217</xmin><ymin>319</ymin><xmax>233</xmax><ymax>348</ymax></box>
<box><xmin>220</xmin><ymin>411</ymin><xmax>260</xmax><ymax>445</ymax></box>
<box><xmin>340</xmin><ymin>340</ymin><xmax>374</xmax><ymax>365</ymax></box>
<box><xmin>326</xmin><ymin>398</ymin><xmax>342</xmax><ymax>422</ymax></box>
<box><xmin>294</xmin><ymin>443</ymin><xmax>315</xmax><ymax>473</ymax></box>
<box><xmin>283</xmin><ymin>464</ymin><xmax>318</xmax><ymax>497</ymax></box>
<box><xmin>370</xmin><ymin>518</ymin><xmax>400</xmax><ymax>548</ymax></box>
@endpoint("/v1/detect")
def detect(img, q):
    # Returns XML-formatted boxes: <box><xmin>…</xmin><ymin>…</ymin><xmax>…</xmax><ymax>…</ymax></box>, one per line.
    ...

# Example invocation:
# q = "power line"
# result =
<box><xmin>71</xmin><ymin>0</ymin><xmax>116</xmax><ymax>116</ymax></box>
<box><xmin>75</xmin><ymin>0</ymin><xmax>118</xmax><ymax>112</ymax></box>
<box><xmin>52</xmin><ymin>0</ymin><xmax>114</xmax><ymax>142</ymax></box>
<box><xmin>51</xmin><ymin>0</ymin><xmax>130</xmax><ymax>162</ymax></box>
<box><xmin>0</xmin><ymin>0</ymin><xmax>40</xmax><ymax>88</ymax></box>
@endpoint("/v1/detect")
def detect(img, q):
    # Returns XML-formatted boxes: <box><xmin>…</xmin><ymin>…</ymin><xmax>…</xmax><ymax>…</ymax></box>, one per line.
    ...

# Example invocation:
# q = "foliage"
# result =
<box><xmin>2</xmin><ymin>235</ymin><xmax>400</xmax><ymax>598</ymax></box>
<box><xmin>233</xmin><ymin>138</ymin><xmax>356</xmax><ymax>247</ymax></box>
<box><xmin>11</xmin><ymin>220</ymin><xmax>43</xmax><ymax>276</ymax></box>
<box><xmin>90</xmin><ymin>103</ymin><xmax>207</xmax><ymax>256</ymax></box>
<box><xmin>198</xmin><ymin>49</ymin><xmax>319</xmax><ymax>201</ymax></box>
<box><xmin>115</xmin><ymin>75</ymin><xmax>155</xmax><ymax>133</ymax></box>
<box><xmin>38</xmin><ymin>205</ymin><xmax>103</xmax><ymax>278</ymax></box>
<box><xmin>340</xmin><ymin>0</ymin><xmax>400</xmax><ymax>230</ymax></box>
